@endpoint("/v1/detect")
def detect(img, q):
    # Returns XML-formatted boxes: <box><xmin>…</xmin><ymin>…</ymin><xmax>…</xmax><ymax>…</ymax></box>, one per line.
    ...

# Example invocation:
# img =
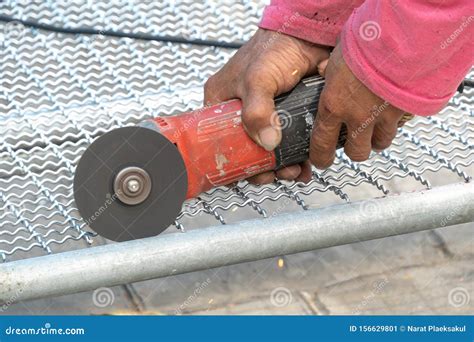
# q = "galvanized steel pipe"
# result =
<box><xmin>1</xmin><ymin>182</ymin><xmax>473</xmax><ymax>304</ymax></box>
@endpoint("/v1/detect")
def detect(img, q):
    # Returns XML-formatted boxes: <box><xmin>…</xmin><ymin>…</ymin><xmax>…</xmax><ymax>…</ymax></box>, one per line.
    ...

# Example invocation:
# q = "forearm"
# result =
<box><xmin>259</xmin><ymin>0</ymin><xmax>364</xmax><ymax>46</ymax></box>
<box><xmin>341</xmin><ymin>0</ymin><xmax>474</xmax><ymax>115</ymax></box>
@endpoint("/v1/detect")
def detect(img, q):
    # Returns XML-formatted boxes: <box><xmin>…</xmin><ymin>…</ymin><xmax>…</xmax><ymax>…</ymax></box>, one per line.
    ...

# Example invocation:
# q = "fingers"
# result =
<box><xmin>372</xmin><ymin>110</ymin><xmax>404</xmax><ymax>151</ymax></box>
<box><xmin>247</xmin><ymin>171</ymin><xmax>275</xmax><ymax>185</ymax></box>
<box><xmin>203</xmin><ymin>72</ymin><xmax>237</xmax><ymax>106</ymax></box>
<box><xmin>275</xmin><ymin>164</ymin><xmax>301</xmax><ymax>181</ymax></box>
<box><xmin>295</xmin><ymin>160</ymin><xmax>313</xmax><ymax>183</ymax></box>
<box><xmin>317</xmin><ymin>59</ymin><xmax>329</xmax><ymax>77</ymax></box>
<box><xmin>345</xmin><ymin>120</ymin><xmax>374</xmax><ymax>162</ymax></box>
<box><xmin>241</xmin><ymin>79</ymin><xmax>280</xmax><ymax>151</ymax></box>
<box><xmin>247</xmin><ymin>163</ymin><xmax>310</xmax><ymax>185</ymax></box>
<box><xmin>309</xmin><ymin>89</ymin><xmax>343</xmax><ymax>169</ymax></box>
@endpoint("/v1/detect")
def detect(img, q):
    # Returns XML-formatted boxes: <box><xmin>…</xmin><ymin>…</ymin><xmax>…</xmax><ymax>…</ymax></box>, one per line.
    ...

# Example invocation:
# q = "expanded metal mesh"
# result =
<box><xmin>0</xmin><ymin>1</ymin><xmax>473</xmax><ymax>263</ymax></box>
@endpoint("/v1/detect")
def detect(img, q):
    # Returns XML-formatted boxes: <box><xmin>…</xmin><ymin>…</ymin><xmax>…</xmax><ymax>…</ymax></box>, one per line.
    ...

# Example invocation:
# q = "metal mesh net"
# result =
<box><xmin>0</xmin><ymin>1</ymin><xmax>472</xmax><ymax>262</ymax></box>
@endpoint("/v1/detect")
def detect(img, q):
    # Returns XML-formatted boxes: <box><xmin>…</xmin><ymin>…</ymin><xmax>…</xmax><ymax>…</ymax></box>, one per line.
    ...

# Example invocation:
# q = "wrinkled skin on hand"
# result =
<box><xmin>204</xmin><ymin>29</ymin><xmax>406</xmax><ymax>184</ymax></box>
<box><xmin>204</xmin><ymin>29</ymin><xmax>330</xmax><ymax>183</ymax></box>
<box><xmin>310</xmin><ymin>44</ymin><xmax>406</xmax><ymax>169</ymax></box>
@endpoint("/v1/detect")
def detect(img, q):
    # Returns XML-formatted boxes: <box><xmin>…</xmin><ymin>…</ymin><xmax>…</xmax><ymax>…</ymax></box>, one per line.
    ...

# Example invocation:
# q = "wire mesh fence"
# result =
<box><xmin>0</xmin><ymin>1</ymin><xmax>472</xmax><ymax>263</ymax></box>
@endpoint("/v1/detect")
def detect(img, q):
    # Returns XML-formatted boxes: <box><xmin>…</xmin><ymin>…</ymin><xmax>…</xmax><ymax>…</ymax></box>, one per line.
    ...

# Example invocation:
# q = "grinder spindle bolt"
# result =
<box><xmin>127</xmin><ymin>179</ymin><xmax>141</xmax><ymax>193</ymax></box>
<box><xmin>113</xmin><ymin>166</ymin><xmax>152</xmax><ymax>206</ymax></box>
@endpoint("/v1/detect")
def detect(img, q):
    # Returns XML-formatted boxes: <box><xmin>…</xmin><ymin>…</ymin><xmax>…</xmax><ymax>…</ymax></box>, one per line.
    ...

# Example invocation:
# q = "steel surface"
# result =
<box><xmin>1</xmin><ymin>183</ymin><xmax>472</xmax><ymax>304</ymax></box>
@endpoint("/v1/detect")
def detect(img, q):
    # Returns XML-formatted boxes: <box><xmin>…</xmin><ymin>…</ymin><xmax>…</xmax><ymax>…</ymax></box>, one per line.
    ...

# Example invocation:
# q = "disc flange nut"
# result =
<box><xmin>113</xmin><ymin>166</ymin><xmax>152</xmax><ymax>205</ymax></box>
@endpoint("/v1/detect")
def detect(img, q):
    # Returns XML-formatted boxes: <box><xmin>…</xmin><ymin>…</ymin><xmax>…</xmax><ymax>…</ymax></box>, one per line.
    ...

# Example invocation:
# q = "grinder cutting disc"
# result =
<box><xmin>74</xmin><ymin>126</ymin><xmax>188</xmax><ymax>242</ymax></box>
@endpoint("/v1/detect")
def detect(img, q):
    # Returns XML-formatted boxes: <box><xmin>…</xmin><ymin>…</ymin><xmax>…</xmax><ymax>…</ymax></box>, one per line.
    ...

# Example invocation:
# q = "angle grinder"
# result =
<box><xmin>73</xmin><ymin>75</ymin><xmax>408</xmax><ymax>242</ymax></box>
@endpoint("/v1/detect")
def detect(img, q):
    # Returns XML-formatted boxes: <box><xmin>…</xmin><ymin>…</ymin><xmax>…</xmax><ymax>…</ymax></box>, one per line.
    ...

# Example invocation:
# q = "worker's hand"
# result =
<box><xmin>310</xmin><ymin>44</ymin><xmax>406</xmax><ymax>169</ymax></box>
<box><xmin>204</xmin><ymin>28</ymin><xmax>330</xmax><ymax>183</ymax></box>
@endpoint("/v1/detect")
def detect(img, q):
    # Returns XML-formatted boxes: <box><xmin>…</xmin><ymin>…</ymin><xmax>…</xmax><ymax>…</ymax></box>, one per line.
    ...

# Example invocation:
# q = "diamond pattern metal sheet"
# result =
<box><xmin>0</xmin><ymin>1</ymin><xmax>473</xmax><ymax>262</ymax></box>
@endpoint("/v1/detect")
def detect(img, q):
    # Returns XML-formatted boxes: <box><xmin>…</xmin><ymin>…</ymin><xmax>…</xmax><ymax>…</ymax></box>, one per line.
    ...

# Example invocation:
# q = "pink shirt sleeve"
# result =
<box><xmin>259</xmin><ymin>0</ymin><xmax>364</xmax><ymax>46</ymax></box>
<box><xmin>259</xmin><ymin>0</ymin><xmax>474</xmax><ymax>116</ymax></box>
<box><xmin>341</xmin><ymin>0</ymin><xmax>474</xmax><ymax>115</ymax></box>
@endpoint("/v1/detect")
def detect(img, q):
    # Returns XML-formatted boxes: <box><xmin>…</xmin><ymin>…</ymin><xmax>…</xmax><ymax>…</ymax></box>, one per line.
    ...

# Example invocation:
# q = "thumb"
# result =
<box><xmin>241</xmin><ymin>87</ymin><xmax>281</xmax><ymax>151</ymax></box>
<box><xmin>317</xmin><ymin>59</ymin><xmax>329</xmax><ymax>78</ymax></box>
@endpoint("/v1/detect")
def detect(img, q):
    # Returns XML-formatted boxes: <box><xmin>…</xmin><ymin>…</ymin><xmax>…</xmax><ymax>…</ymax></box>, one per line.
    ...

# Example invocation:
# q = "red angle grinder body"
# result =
<box><xmin>74</xmin><ymin>76</ymin><xmax>341</xmax><ymax>241</ymax></box>
<box><xmin>142</xmin><ymin>99</ymin><xmax>277</xmax><ymax>199</ymax></box>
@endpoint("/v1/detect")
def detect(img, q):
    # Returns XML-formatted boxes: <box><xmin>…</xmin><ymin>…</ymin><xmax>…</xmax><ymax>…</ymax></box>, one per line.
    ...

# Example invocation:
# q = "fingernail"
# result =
<box><xmin>258</xmin><ymin>127</ymin><xmax>280</xmax><ymax>151</ymax></box>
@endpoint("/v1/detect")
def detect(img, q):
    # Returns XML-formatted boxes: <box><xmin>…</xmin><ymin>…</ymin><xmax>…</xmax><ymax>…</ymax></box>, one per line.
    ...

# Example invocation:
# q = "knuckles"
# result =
<box><xmin>372</xmin><ymin>138</ymin><xmax>392</xmax><ymax>151</ymax></box>
<box><xmin>309</xmin><ymin>141</ymin><xmax>336</xmax><ymax>169</ymax></box>
<box><xmin>203</xmin><ymin>75</ymin><xmax>218</xmax><ymax>96</ymax></box>
<box><xmin>372</xmin><ymin>125</ymin><xmax>397</xmax><ymax>150</ymax></box>
<box><xmin>310</xmin><ymin>134</ymin><xmax>335</xmax><ymax>153</ymax></box>
<box><xmin>346</xmin><ymin>150</ymin><xmax>370</xmax><ymax>162</ymax></box>
<box><xmin>309</xmin><ymin>154</ymin><xmax>334</xmax><ymax>169</ymax></box>
<box><xmin>319</xmin><ymin>92</ymin><xmax>343</xmax><ymax>117</ymax></box>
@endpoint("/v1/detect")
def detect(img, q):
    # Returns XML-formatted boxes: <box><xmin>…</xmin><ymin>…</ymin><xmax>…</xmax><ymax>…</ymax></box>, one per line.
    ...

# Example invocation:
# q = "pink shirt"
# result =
<box><xmin>259</xmin><ymin>0</ymin><xmax>474</xmax><ymax>115</ymax></box>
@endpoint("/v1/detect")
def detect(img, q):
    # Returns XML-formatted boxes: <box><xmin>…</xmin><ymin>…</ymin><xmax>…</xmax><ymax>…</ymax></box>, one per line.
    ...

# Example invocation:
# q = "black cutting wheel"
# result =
<box><xmin>74</xmin><ymin>126</ymin><xmax>188</xmax><ymax>242</ymax></box>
